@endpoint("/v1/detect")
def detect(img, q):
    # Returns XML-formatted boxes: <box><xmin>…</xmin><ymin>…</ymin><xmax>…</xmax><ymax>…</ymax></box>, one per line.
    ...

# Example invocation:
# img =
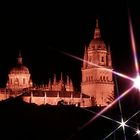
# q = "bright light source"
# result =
<box><xmin>136</xmin><ymin>129</ymin><xmax>140</xmax><ymax>135</ymax></box>
<box><xmin>133</xmin><ymin>75</ymin><xmax>140</xmax><ymax>90</ymax></box>
<box><xmin>120</xmin><ymin>119</ymin><xmax>126</xmax><ymax>128</ymax></box>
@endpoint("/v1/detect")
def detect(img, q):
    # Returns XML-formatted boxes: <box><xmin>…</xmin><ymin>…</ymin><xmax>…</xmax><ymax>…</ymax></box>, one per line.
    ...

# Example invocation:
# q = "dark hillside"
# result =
<box><xmin>0</xmin><ymin>97</ymin><xmax>139</xmax><ymax>140</ymax></box>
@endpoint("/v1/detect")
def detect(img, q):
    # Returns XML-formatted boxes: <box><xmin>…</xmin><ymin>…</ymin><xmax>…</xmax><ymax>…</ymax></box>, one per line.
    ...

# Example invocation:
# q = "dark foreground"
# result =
<box><xmin>0</xmin><ymin>96</ymin><xmax>139</xmax><ymax>140</ymax></box>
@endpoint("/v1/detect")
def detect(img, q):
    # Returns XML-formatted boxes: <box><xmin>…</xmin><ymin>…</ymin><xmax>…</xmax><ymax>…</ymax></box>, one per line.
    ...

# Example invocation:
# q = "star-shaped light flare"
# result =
<box><xmin>136</xmin><ymin>129</ymin><xmax>140</xmax><ymax>135</ymax></box>
<box><xmin>133</xmin><ymin>75</ymin><xmax>140</xmax><ymax>90</ymax></box>
<box><xmin>80</xmin><ymin>108</ymin><xmax>140</xmax><ymax>139</ymax></box>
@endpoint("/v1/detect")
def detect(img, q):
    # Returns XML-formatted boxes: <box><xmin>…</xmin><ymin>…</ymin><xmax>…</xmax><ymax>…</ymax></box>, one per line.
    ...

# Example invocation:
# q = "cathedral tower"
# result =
<box><xmin>81</xmin><ymin>19</ymin><xmax>114</xmax><ymax>106</ymax></box>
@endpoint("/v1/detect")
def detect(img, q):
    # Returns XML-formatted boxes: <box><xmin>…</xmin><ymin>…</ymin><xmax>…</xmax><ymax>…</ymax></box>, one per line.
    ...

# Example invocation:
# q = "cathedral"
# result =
<box><xmin>81</xmin><ymin>19</ymin><xmax>114</xmax><ymax>106</ymax></box>
<box><xmin>0</xmin><ymin>19</ymin><xmax>114</xmax><ymax>107</ymax></box>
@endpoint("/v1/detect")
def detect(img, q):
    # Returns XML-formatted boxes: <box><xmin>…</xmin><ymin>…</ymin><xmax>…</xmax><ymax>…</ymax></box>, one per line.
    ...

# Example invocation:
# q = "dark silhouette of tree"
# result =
<box><xmin>106</xmin><ymin>92</ymin><xmax>114</xmax><ymax>105</ymax></box>
<box><xmin>91</xmin><ymin>96</ymin><xmax>97</xmax><ymax>106</ymax></box>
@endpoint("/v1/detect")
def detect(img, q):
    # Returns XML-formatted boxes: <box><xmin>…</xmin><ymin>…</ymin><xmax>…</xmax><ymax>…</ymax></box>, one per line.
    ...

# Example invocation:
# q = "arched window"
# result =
<box><xmin>103</xmin><ymin>76</ymin><xmax>106</xmax><ymax>81</ymax></box>
<box><xmin>100</xmin><ymin>76</ymin><xmax>102</xmax><ymax>81</ymax></box>
<box><xmin>89</xmin><ymin>76</ymin><xmax>90</xmax><ymax>81</ymax></box>
<box><xmin>106</xmin><ymin>76</ymin><xmax>109</xmax><ymax>81</ymax></box>
<box><xmin>101</xmin><ymin>56</ymin><xmax>104</xmax><ymax>62</ymax></box>
<box><xmin>91</xmin><ymin>76</ymin><xmax>93</xmax><ymax>81</ymax></box>
<box><xmin>15</xmin><ymin>78</ymin><xmax>19</xmax><ymax>85</ymax></box>
<box><xmin>89</xmin><ymin>56</ymin><xmax>92</xmax><ymax>62</ymax></box>
<box><xmin>23</xmin><ymin>78</ymin><xmax>25</xmax><ymax>84</ymax></box>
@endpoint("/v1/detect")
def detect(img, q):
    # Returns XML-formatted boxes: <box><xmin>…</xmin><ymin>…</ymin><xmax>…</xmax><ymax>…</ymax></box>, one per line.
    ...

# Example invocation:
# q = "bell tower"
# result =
<box><xmin>81</xmin><ymin>19</ymin><xmax>114</xmax><ymax>106</ymax></box>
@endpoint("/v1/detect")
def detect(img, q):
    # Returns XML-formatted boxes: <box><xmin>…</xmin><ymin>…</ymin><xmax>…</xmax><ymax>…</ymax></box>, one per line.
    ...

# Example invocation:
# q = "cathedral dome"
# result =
<box><xmin>6</xmin><ymin>52</ymin><xmax>33</xmax><ymax>91</ymax></box>
<box><xmin>88</xmin><ymin>19</ymin><xmax>106</xmax><ymax>51</ymax></box>
<box><xmin>9</xmin><ymin>53</ymin><xmax>29</xmax><ymax>74</ymax></box>
<box><xmin>9</xmin><ymin>65</ymin><xmax>29</xmax><ymax>74</ymax></box>
<box><xmin>88</xmin><ymin>38</ymin><xmax>106</xmax><ymax>50</ymax></box>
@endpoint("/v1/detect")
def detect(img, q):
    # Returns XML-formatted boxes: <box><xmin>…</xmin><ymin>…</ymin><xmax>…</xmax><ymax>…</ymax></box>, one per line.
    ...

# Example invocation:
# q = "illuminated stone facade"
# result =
<box><xmin>2</xmin><ymin>52</ymin><xmax>92</xmax><ymax>107</ymax></box>
<box><xmin>81</xmin><ymin>19</ymin><xmax>114</xmax><ymax>106</ymax></box>
<box><xmin>22</xmin><ymin>90</ymin><xmax>92</xmax><ymax>107</ymax></box>
<box><xmin>0</xmin><ymin>19</ymin><xmax>114</xmax><ymax>107</ymax></box>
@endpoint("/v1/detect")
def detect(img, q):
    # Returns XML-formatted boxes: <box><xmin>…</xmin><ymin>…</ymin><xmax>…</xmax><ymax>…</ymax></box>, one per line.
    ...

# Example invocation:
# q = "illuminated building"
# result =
<box><xmin>81</xmin><ymin>19</ymin><xmax>114</xmax><ymax>106</ymax></box>
<box><xmin>0</xmin><ymin>19</ymin><xmax>114</xmax><ymax>107</ymax></box>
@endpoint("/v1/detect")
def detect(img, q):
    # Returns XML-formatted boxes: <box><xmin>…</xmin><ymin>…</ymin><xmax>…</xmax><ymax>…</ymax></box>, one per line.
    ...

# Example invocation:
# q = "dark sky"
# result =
<box><xmin>0</xmin><ymin>0</ymin><xmax>140</xmax><ymax>91</ymax></box>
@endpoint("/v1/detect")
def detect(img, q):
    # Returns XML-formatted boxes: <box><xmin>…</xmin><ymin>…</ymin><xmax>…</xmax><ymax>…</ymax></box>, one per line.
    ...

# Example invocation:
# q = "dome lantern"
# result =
<box><xmin>17</xmin><ymin>51</ymin><xmax>22</xmax><ymax>65</ymax></box>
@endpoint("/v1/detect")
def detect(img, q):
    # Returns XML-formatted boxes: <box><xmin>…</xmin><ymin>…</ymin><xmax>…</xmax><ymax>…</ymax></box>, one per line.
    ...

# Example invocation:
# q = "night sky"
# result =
<box><xmin>0</xmin><ymin>0</ymin><xmax>140</xmax><ymax>92</ymax></box>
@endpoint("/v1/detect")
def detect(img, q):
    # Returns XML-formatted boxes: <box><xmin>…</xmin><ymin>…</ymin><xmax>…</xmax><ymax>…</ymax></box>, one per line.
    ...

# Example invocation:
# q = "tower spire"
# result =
<box><xmin>60</xmin><ymin>72</ymin><xmax>63</xmax><ymax>81</ymax></box>
<box><xmin>83</xmin><ymin>45</ymin><xmax>88</xmax><ymax>68</ymax></box>
<box><xmin>48</xmin><ymin>78</ymin><xmax>52</xmax><ymax>90</ymax></box>
<box><xmin>17</xmin><ymin>51</ymin><xmax>22</xmax><ymax>65</ymax></box>
<box><xmin>53</xmin><ymin>74</ymin><xmax>56</xmax><ymax>85</ymax></box>
<box><xmin>66</xmin><ymin>75</ymin><xmax>70</xmax><ymax>85</ymax></box>
<box><xmin>93</xmin><ymin>18</ymin><xmax>101</xmax><ymax>39</ymax></box>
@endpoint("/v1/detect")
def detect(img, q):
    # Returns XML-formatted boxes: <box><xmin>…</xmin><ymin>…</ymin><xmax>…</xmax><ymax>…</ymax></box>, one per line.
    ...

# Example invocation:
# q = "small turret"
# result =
<box><xmin>53</xmin><ymin>74</ymin><xmax>57</xmax><ymax>85</ymax></box>
<box><xmin>60</xmin><ymin>72</ymin><xmax>63</xmax><ymax>81</ymax></box>
<box><xmin>66</xmin><ymin>75</ymin><xmax>70</xmax><ymax>86</ymax></box>
<box><xmin>69</xmin><ymin>79</ymin><xmax>74</xmax><ymax>91</ymax></box>
<box><xmin>83</xmin><ymin>45</ymin><xmax>88</xmax><ymax>69</ymax></box>
<box><xmin>107</xmin><ymin>45</ymin><xmax>112</xmax><ymax>67</ymax></box>
<box><xmin>48</xmin><ymin>78</ymin><xmax>52</xmax><ymax>90</ymax></box>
